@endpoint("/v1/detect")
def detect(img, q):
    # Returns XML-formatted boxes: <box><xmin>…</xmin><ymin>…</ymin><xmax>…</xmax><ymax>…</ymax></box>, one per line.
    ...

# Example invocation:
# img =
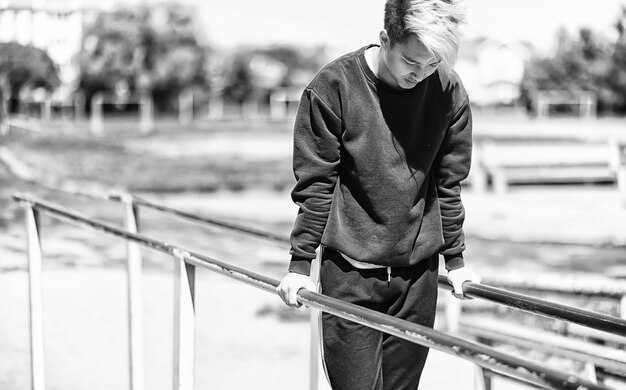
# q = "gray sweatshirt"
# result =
<box><xmin>288</xmin><ymin>45</ymin><xmax>472</xmax><ymax>276</ymax></box>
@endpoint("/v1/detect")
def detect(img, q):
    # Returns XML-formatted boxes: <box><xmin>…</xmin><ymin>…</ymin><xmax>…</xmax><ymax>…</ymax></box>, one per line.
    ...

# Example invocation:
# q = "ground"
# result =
<box><xmin>1</xmin><ymin>116</ymin><xmax>626</xmax><ymax>389</ymax></box>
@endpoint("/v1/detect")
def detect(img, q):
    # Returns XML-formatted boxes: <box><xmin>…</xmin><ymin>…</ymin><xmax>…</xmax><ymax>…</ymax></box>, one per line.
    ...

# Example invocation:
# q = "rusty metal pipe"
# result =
<box><xmin>119</xmin><ymin>193</ymin><xmax>626</xmax><ymax>337</ymax></box>
<box><xmin>437</xmin><ymin>276</ymin><xmax>626</xmax><ymax>337</ymax></box>
<box><xmin>12</xmin><ymin>193</ymin><xmax>613</xmax><ymax>390</ymax></box>
<box><xmin>122</xmin><ymin>195</ymin><xmax>289</xmax><ymax>244</ymax></box>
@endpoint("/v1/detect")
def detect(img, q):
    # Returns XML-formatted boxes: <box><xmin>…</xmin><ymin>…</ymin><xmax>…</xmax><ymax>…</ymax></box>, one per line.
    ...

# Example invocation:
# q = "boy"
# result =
<box><xmin>277</xmin><ymin>0</ymin><xmax>480</xmax><ymax>388</ymax></box>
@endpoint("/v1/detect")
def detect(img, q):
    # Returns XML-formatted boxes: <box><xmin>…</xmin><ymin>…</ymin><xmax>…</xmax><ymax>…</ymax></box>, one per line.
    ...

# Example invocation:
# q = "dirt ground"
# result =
<box><xmin>2</xmin><ymin>185</ymin><xmax>626</xmax><ymax>389</ymax></box>
<box><xmin>2</xmin><ymin>116</ymin><xmax>626</xmax><ymax>389</ymax></box>
<box><xmin>0</xmin><ymin>268</ymin><xmax>528</xmax><ymax>390</ymax></box>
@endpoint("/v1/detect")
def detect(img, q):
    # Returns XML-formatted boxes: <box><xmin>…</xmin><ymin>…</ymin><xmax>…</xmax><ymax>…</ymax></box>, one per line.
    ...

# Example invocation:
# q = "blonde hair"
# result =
<box><xmin>384</xmin><ymin>0</ymin><xmax>467</xmax><ymax>65</ymax></box>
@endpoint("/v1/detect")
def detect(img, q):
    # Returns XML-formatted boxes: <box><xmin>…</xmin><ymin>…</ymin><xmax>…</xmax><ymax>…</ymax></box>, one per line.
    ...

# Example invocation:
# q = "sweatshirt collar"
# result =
<box><xmin>357</xmin><ymin>44</ymin><xmax>432</xmax><ymax>94</ymax></box>
<box><xmin>357</xmin><ymin>44</ymin><xmax>379</xmax><ymax>86</ymax></box>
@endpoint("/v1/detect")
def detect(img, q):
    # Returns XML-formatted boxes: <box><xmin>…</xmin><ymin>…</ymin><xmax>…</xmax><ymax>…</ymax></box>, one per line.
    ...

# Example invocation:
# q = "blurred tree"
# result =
<box><xmin>0</xmin><ymin>42</ymin><xmax>60</xmax><ymax>128</ymax></box>
<box><xmin>221</xmin><ymin>55</ymin><xmax>255</xmax><ymax>105</ymax></box>
<box><xmin>610</xmin><ymin>6</ymin><xmax>626</xmax><ymax>112</ymax></box>
<box><xmin>220</xmin><ymin>45</ymin><xmax>324</xmax><ymax>104</ymax></box>
<box><xmin>78</xmin><ymin>4</ymin><xmax>209</xmax><ymax>113</ymax></box>
<box><xmin>521</xmin><ymin>9</ymin><xmax>626</xmax><ymax>115</ymax></box>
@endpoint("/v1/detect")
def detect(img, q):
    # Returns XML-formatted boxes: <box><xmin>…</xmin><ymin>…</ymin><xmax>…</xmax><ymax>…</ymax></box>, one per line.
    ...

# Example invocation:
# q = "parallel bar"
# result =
<box><xmin>129</xmin><ymin>194</ymin><xmax>626</xmax><ymax>336</ymax></box>
<box><xmin>438</xmin><ymin>276</ymin><xmax>626</xmax><ymax>337</ymax></box>
<box><xmin>173</xmin><ymin>251</ymin><xmax>195</xmax><ymax>390</ymax></box>
<box><xmin>25</xmin><ymin>207</ymin><xmax>45</xmax><ymax>390</ymax></box>
<box><xmin>11</xmin><ymin>194</ymin><xmax>613</xmax><ymax>390</ymax></box>
<box><xmin>182</xmin><ymin>249</ymin><xmax>610</xmax><ymax>390</ymax></box>
<box><xmin>124</xmin><ymin>201</ymin><xmax>144</xmax><ymax>390</ymax></box>
<box><xmin>459</xmin><ymin>317</ymin><xmax>626</xmax><ymax>373</ymax></box>
<box><xmin>127</xmin><ymin>196</ymin><xmax>289</xmax><ymax>244</ymax></box>
<box><xmin>293</xmin><ymin>290</ymin><xmax>605</xmax><ymax>390</ymax></box>
<box><xmin>475</xmin><ymin>272</ymin><xmax>626</xmax><ymax>299</ymax></box>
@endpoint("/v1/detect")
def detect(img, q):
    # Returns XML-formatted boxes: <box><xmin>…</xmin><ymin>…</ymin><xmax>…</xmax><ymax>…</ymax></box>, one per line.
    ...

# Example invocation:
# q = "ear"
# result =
<box><xmin>379</xmin><ymin>29</ymin><xmax>389</xmax><ymax>48</ymax></box>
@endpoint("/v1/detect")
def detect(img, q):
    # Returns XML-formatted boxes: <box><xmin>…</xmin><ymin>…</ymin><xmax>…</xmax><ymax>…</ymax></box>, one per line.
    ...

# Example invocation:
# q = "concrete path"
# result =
<box><xmin>0</xmin><ymin>268</ymin><xmax>501</xmax><ymax>390</ymax></box>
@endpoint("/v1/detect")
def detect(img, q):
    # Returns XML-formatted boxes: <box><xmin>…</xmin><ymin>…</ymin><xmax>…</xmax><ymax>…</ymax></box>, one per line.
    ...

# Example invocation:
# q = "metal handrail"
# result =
<box><xmin>103</xmin><ymin>192</ymin><xmax>626</xmax><ymax>336</ymax></box>
<box><xmin>11</xmin><ymin>193</ymin><xmax>613</xmax><ymax>390</ymax></box>
<box><xmin>472</xmin><ymin>271</ymin><xmax>626</xmax><ymax>299</ymax></box>
<box><xmin>35</xmin><ymin>188</ymin><xmax>626</xmax><ymax>296</ymax></box>
<box><xmin>437</xmin><ymin>276</ymin><xmax>626</xmax><ymax>336</ymax></box>
<box><xmin>118</xmin><ymin>194</ymin><xmax>288</xmax><ymax>244</ymax></box>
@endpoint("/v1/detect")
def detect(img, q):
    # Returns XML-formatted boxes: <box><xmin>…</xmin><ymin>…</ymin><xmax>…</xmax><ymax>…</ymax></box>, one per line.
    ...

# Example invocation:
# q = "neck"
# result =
<box><xmin>365</xmin><ymin>45</ymin><xmax>380</xmax><ymax>78</ymax></box>
<box><xmin>368</xmin><ymin>45</ymin><xmax>398</xmax><ymax>89</ymax></box>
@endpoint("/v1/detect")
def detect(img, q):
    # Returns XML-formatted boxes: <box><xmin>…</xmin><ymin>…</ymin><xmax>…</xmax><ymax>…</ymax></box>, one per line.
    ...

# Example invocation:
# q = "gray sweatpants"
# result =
<box><xmin>320</xmin><ymin>247</ymin><xmax>439</xmax><ymax>390</ymax></box>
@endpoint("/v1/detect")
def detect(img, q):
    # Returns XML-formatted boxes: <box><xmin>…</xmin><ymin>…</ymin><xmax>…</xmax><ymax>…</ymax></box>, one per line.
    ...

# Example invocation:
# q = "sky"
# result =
<box><xmin>198</xmin><ymin>0</ymin><xmax>626</xmax><ymax>54</ymax></box>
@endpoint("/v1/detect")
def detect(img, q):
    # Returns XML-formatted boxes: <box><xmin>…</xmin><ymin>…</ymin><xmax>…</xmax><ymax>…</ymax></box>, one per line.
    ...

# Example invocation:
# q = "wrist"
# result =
<box><xmin>444</xmin><ymin>253</ymin><xmax>465</xmax><ymax>271</ymax></box>
<box><xmin>288</xmin><ymin>255</ymin><xmax>313</xmax><ymax>276</ymax></box>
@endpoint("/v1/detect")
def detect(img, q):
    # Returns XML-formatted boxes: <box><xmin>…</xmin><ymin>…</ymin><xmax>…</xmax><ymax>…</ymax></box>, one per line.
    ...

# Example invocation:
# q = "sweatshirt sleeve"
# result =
<box><xmin>435</xmin><ymin>96</ymin><xmax>473</xmax><ymax>271</ymax></box>
<box><xmin>288</xmin><ymin>88</ymin><xmax>342</xmax><ymax>276</ymax></box>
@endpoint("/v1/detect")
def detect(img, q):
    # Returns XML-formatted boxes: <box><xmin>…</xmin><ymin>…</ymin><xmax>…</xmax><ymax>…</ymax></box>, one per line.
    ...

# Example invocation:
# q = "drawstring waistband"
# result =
<box><xmin>334</xmin><ymin>248</ymin><xmax>392</xmax><ymax>286</ymax></box>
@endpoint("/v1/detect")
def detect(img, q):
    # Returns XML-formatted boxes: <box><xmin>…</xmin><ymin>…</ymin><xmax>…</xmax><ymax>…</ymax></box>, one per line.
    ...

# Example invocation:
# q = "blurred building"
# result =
<box><xmin>456</xmin><ymin>37</ymin><xmax>534</xmax><ymax>107</ymax></box>
<box><xmin>0</xmin><ymin>0</ymin><xmax>104</xmax><ymax>102</ymax></box>
<box><xmin>1</xmin><ymin>0</ymin><xmax>205</xmax><ymax>119</ymax></box>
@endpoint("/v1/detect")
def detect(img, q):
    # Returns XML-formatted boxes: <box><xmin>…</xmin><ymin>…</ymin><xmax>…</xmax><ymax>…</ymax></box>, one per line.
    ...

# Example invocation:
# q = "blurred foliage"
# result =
<box><xmin>220</xmin><ymin>46</ymin><xmax>325</xmax><ymax>104</ymax></box>
<box><xmin>78</xmin><ymin>4</ymin><xmax>209</xmax><ymax>113</ymax></box>
<box><xmin>521</xmin><ymin>6</ymin><xmax>626</xmax><ymax>114</ymax></box>
<box><xmin>611</xmin><ymin>7</ymin><xmax>626</xmax><ymax>113</ymax></box>
<box><xmin>2</xmin><ymin>127</ymin><xmax>293</xmax><ymax>193</ymax></box>
<box><xmin>0</xmin><ymin>42</ymin><xmax>60</xmax><ymax>120</ymax></box>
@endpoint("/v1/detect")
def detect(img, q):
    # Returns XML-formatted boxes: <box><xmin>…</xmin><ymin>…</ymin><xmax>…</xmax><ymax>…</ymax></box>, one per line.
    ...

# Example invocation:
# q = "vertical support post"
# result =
<box><xmin>535</xmin><ymin>92</ymin><xmax>547</xmax><ymax>118</ymax></box>
<box><xmin>445</xmin><ymin>293</ymin><xmax>462</xmax><ymax>334</ymax></box>
<box><xmin>242</xmin><ymin>99</ymin><xmax>258</xmax><ymax>123</ymax></box>
<box><xmin>582</xmin><ymin>362</ymin><xmax>598</xmax><ymax>383</ymax></box>
<box><xmin>470</xmin><ymin>142</ymin><xmax>487</xmax><ymax>194</ymax></box>
<box><xmin>74</xmin><ymin>93</ymin><xmax>86</xmax><ymax>120</ymax></box>
<box><xmin>473</xmin><ymin>367</ymin><xmax>492</xmax><ymax>390</ymax></box>
<box><xmin>179</xmin><ymin>89</ymin><xmax>193</xmax><ymax>126</ymax></box>
<box><xmin>124</xmin><ymin>197</ymin><xmax>144</xmax><ymax>390</ymax></box>
<box><xmin>42</xmin><ymin>96</ymin><xmax>52</xmax><ymax>121</ymax></box>
<box><xmin>139</xmin><ymin>92</ymin><xmax>154</xmax><ymax>134</ymax></box>
<box><xmin>470</xmin><ymin>167</ymin><xmax>487</xmax><ymax>194</ymax></box>
<box><xmin>589</xmin><ymin>95</ymin><xmax>597</xmax><ymax>119</ymax></box>
<box><xmin>173</xmin><ymin>250</ymin><xmax>195</xmax><ymax>390</ymax></box>
<box><xmin>481</xmin><ymin>141</ymin><xmax>502</xmax><ymax>193</ymax></box>
<box><xmin>581</xmin><ymin>93</ymin><xmax>597</xmax><ymax>119</ymax></box>
<box><xmin>0</xmin><ymin>73</ymin><xmax>8</xmax><ymax>136</ymax></box>
<box><xmin>616</xmin><ymin>143</ymin><xmax>626</xmax><ymax>208</ymax></box>
<box><xmin>307</xmin><ymin>251</ymin><xmax>331</xmax><ymax>390</ymax></box>
<box><xmin>473</xmin><ymin>336</ymin><xmax>493</xmax><ymax>390</ymax></box>
<box><xmin>26</xmin><ymin>206</ymin><xmax>45</xmax><ymax>390</ymax></box>
<box><xmin>0</xmin><ymin>119</ymin><xmax>8</xmax><ymax>136</ymax></box>
<box><xmin>308</xmin><ymin>253</ymin><xmax>321</xmax><ymax>390</ymax></box>
<box><xmin>90</xmin><ymin>93</ymin><xmax>103</xmax><ymax>136</ymax></box>
<box><xmin>492</xmin><ymin>169</ymin><xmax>508</xmax><ymax>194</ymax></box>
<box><xmin>270</xmin><ymin>91</ymin><xmax>287</xmax><ymax>120</ymax></box>
<box><xmin>208</xmin><ymin>96</ymin><xmax>224</xmax><ymax>120</ymax></box>
<box><xmin>579</xmin><ymin>95</ymin><xmax>587</xmax><ymax>118</ymax></box>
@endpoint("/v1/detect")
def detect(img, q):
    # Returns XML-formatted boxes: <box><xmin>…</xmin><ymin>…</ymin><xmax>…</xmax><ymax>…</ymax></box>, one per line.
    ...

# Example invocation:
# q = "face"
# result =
<box><xmin>378</xmin><ymin>31</ymin><xmax>442</xmax><ymax>90</ymax></box>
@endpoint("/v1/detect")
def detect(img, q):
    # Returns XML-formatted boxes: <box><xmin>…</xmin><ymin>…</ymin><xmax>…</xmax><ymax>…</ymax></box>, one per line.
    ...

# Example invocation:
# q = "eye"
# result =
<box><xmin>403</xmin><ymin>58</ymin><xmax>418</xmax><ymax>66</ymax></box>
<box><xmin>429</xmin><ymin>60</ymin><xmax>442</xmax><ymax>68</ymax></box>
